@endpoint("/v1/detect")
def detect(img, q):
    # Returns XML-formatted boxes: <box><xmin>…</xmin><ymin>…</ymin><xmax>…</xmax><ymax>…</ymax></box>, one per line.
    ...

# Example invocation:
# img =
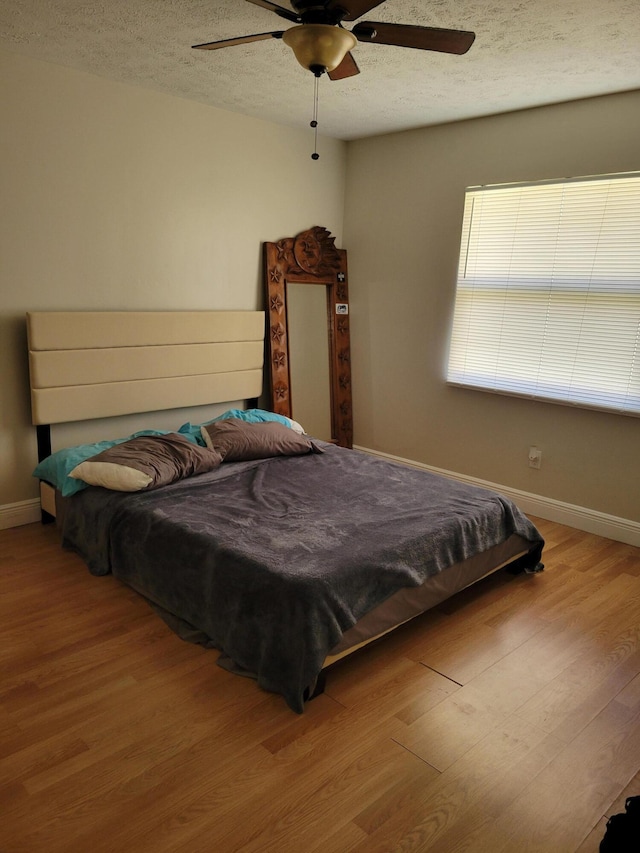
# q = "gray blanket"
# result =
<box><xmin>60</xmin><ymin>444</ymin><xmax>543</xmax><ymax>712</ymax></box>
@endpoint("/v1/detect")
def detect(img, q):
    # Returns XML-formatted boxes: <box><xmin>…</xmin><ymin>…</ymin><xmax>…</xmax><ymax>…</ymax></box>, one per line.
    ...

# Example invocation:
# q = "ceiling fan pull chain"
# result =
<box><xmin>311</xmin><ymin>73</ymin><xmax>320</xmax><ymax>160</ymax></box>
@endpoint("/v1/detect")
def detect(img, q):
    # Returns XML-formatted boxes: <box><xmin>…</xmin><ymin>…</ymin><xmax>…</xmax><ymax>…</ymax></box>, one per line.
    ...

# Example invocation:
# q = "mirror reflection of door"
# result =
<box><xmin>286</xmin><ymin>283</ymin><xmax>332</xmax><ymax>441</ymax></box>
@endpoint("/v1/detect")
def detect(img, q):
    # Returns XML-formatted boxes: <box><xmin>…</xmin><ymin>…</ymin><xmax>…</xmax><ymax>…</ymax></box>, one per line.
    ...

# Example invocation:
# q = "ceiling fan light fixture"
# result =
<box><xmin>282</xmin><ymin>24</ymin><xmax>357</xmax><ymax>75</ymax></box>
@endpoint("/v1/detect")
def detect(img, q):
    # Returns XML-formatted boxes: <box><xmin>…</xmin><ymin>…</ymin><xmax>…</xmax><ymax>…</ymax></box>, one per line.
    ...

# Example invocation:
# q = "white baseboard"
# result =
<box><xmin>354</xmin><ymin>445</ymin><xmax>640</xmax><ymax>548</ymax></box>
<box><xmin>0</xmin><ymin>498</ymin><xmax>42</xmax><ymax>531</ymax></box>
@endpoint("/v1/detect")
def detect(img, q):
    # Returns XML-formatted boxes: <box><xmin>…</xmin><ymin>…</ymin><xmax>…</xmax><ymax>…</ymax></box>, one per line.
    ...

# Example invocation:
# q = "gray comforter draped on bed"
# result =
<box><xmin>60</xmin><ymin>444</ymin><xmax>544</xmax><ymax>712</ymax></box>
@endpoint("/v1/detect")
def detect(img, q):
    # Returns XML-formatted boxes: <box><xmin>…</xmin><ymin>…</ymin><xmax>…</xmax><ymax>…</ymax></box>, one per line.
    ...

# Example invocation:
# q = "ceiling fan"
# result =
<box><xmin>192</xmin><ymin>0</ymin><xmax>475</xmax><ymax>79</ymax></box>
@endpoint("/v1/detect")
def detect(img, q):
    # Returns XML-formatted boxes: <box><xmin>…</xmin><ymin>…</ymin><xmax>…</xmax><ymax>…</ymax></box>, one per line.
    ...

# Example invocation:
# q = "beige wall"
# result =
<box><xmin>344</xmin><ymin>91</ymin><xmax>640</xmax><ymax>522</ymax></box>
<box><xmin>0</xmin><ymin>49</ymin><xmax>347</xmax><ymax>507</ymax></box>
<box><xmin>3</xmin><ymin>46</ymin><xmax>638</xmax><ymax>527</ymax></box>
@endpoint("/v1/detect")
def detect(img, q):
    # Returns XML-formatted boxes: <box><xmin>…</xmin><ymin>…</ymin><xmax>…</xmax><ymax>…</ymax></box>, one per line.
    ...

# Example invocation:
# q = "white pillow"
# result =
<box><xmin>70</xmin><ymin>460</ymin><xmax>152</xmax><ymax>492</ymax></box>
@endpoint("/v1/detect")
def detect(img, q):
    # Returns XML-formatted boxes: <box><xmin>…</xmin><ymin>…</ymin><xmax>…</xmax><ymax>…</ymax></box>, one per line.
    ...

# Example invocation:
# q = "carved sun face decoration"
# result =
<box><xmin>293</xmin><ymin>226</ymin><xmax>341</xmax><ymax>275</ymax></box>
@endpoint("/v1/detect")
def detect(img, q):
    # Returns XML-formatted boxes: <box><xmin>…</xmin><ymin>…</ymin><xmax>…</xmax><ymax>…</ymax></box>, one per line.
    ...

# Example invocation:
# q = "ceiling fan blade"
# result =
<box><xmin>244</xmin><ymin>0</ymin><xmax>300</xmax><ymax>23</ymax></box>
<box><xmin>352</xmin><ymin>21</ymin><xmax>475</xmax><ymax>55</ymax></box>
<box><xmin>192</xmin><ymin>31</ymin><xmax>285</xmax><ymax>50</ymax></box>
<box><xmin>328</xmin><ymin>51</ymin><xmax>360</xmax><ymax>80</ymax></box>
<box><xmin>326</xmin><ymin>0</ymin><xmax>387</xmax><ymax>23</ymax></box>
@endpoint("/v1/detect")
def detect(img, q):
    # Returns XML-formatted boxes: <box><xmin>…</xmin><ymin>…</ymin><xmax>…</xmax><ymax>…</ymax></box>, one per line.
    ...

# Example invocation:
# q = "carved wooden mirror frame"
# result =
<box><xmin>264</xmin><ymin>226</ymin><xmax>352</xmax><ymax>448</ymax></box>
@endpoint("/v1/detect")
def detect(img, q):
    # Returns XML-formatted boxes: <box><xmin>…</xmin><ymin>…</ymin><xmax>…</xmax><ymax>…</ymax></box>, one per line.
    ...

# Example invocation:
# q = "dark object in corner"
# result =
<box><xmin>505</xmin><ymin>542</ymin><xmax>544</xmax><ymax>575</ymax></box>
<box><xmin>600</xmin><ymin>796</ymin><xmax>640</xmax><ymax>851</ymax></box>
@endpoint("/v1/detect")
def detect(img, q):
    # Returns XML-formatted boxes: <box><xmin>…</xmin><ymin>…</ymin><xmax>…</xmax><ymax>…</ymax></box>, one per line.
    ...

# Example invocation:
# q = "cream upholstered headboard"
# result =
<box><xmin>27</xmin><ymin>310</ymin><xmax>265</xmax><ymax>429</ymax></box>
<box><xmin>27</xmin><ymin>310</ymin><xmax>265</xmax><ymax>522</ymax></box>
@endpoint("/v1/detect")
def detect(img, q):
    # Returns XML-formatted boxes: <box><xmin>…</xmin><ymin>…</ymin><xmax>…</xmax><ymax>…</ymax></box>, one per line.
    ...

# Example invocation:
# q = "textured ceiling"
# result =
<box><xmin>2</xmin><ymin>1</ymin><xmax>640</xmax><ymax>141</ymax></box>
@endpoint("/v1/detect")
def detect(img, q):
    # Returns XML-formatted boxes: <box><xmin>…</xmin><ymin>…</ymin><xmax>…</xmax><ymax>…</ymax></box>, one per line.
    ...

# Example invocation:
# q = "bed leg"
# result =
<box><xmin>36</xmin><ymin>424</ymin><xmax>52</xmax><ymax>462</ymax></box>
<box><xmin>506</xmin><ymin>545</ymin><xmax>544</xmax><ymax>575</ymax></box>
<box><xmin>36</xmin><ymin>426</ymin><xmax>55</xmax><ymax>525</ymax></box>
<box><xmin>304</xmin><ymin>671</ymin><xmax>327</xmax><ymax>703</ymax></box>
<box><xmin>507</xmin><ymin>560</ymin><xmax>545</xmax><ymax>575</ymax></box>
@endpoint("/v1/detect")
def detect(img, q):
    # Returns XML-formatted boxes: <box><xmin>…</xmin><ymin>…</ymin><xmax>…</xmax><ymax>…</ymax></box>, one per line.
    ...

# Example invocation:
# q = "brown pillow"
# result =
<box><xmin>201</xmin><ymin>418</ymin><xmax>323</xmax><ymax>462</ymax></box>
<box><xmin>69</xmin><ymin>433</ymin><xmax>223</xmax><ymax>491</ymax></box>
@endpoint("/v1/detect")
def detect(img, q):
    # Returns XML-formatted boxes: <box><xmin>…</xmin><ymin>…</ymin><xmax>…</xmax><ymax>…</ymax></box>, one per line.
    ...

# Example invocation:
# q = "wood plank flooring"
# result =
<box><xmin>1</xmin><ymin>518</ymin><xmax>639</xmax><ymax>852</ymax></box>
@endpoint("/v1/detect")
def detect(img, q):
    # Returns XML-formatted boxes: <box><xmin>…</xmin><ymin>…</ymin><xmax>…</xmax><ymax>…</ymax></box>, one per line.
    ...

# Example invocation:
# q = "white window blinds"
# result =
<box><xmin>447</xmin><ymin>173</ymin><xmax>640</xmax><ymax>416</ymax></box>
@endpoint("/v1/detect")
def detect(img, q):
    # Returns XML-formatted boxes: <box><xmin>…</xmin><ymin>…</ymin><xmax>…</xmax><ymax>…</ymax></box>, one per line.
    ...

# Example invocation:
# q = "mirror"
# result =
<box><xmin>286</xmin><ymin>283</ymin><xmax>332</xmax><ymax>441</ymax></box>
<box><xmin>264</xmin><ymin>226</ymin><xmax>352</xmax><ymax>448</ymax></box>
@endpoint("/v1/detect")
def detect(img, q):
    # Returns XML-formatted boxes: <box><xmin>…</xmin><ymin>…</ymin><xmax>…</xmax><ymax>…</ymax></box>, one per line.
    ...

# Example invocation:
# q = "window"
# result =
<box><xmin>447</xmin><ymin>173</ymin><xmax>640</xmax><ymax>416</ymax></box>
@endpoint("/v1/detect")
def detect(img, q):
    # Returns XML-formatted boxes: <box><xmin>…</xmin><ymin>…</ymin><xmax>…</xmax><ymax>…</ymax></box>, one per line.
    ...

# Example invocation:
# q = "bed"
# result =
<box><xmin>27</xmin><ymin>310</ymin><xmax>544</xmax><ymax>713</ymax></box>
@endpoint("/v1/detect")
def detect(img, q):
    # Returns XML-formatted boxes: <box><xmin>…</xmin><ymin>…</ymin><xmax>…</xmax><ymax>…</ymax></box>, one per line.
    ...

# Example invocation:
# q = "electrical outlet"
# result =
<box><xmin>528</xmin><ymin>446</ymin><xmax>542</xmax><ymax>469</ymax></box>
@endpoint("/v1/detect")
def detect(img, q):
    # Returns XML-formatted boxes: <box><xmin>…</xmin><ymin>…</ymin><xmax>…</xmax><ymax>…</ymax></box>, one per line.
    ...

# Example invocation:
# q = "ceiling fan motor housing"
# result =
<box><xmin>290</xmin><ymin>1</ymin><xmax>347</xmax><ymax>25</ymax></box>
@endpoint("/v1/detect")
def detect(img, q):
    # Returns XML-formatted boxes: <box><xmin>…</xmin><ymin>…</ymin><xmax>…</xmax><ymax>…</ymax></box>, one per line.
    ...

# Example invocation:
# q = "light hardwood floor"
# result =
<box><xmin>1</xmin><ymin>517</ymin><xmax>639</xmax><ymax>852</ymax></box>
